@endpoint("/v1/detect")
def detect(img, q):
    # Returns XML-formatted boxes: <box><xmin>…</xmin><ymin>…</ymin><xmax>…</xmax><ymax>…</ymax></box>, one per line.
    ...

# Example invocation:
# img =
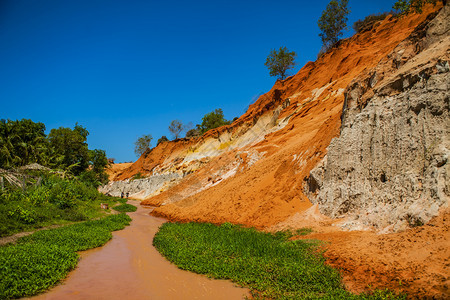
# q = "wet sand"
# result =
<box><xmin>30</xmin><ymin>201</ymin><xmax>249</xmax><ymax>300</ymax></box>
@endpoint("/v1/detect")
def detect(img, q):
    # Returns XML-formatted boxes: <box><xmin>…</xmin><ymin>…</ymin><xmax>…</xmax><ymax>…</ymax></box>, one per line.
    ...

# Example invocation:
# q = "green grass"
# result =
<box><xmin>0</xmin><ymin>176</ymin><xmax>124</xmax><ymax>237</ymax></box>
<box><xmin>0</xmin><ymin>213</ymin><xmax>131</xmax><ymax>299</ymax></box>
<box><xmin>113</xmin><ymin>203</ymin><xmax>137</xmax><ymax>213</ymax></box>
<box><xmin>153</xmin><ymin>222</ymin><xmax>405</xmax><ymax>300</ymax></box>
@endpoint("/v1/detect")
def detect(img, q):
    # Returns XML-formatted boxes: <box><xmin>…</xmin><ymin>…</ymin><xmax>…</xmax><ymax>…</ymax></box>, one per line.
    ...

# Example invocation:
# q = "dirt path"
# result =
<box><xmin>29</xmin><ymin>200</ymin><xmax>249</xmax><ymax>300</ymax></box>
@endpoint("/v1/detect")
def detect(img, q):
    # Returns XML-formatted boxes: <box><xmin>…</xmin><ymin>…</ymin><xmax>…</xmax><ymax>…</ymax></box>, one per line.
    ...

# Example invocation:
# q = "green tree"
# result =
<box><xmin>197</xmin><ymin>109</ymin><xmax>230</xmax><ymax>134</ymax></box>
<box><xmin>47</xmin><ymin>124</ymin><xmax>90</xmax><ymax>175</ymax></box>
<box><xmin>393</xmin><ymin>0</ymin><xmax>438</xmax><ymax>15</ymax></box>
<box><xmin>134</xmin><ymin>134</ymin><xmax>152</xmax><ymax>157</ymax></box>
<box><xmin>168</xmin><ymin>120</ymin><xmax>184</xmax><ymax>139</ymax></box>
<box><xmin>79</xmin><ymin>149</ymin><xmax>109</xmax><ymax>187</ymax></box>
<box><xmin>157</xmin><ymin>135</ymin><xmax>169</xmax><ymax>146</ymax></box>
<box><xmin>318</xmin><ymin>0</ymin><xmax>350</xmax><ymax>49</ymax></box>
<box><xmin>0</xmin><ymin>119</ymin><xmax>48</xmax><ymax>168</ymax></box>
<box><xmin>264</xmin><ymin>47</ymin><xmax>297</xmax><ymax>80</ymax></box>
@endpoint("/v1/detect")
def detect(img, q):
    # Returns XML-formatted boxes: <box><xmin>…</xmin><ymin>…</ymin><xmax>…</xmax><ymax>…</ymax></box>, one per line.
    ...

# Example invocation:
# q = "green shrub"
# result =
<box><xmin>0</xmin><ymin>243</ymin><xmax>78</xmax><ymax>299</ymax></box>
<box><xmin>353</xmin><ymin>12</ymin><xmax>392</xmax><ymax>33</ymax></box>
<box><xmin>131</xmin><ymin>172</ymin><xmax>144</xmax><ymax>180</ymax></box>
<box><xmin>393</xmin><ymin>0</ymin><xmax>438</xmax><ymax>15</ymax></box>
<box><xmin>113</xmin><ymin>203</ymin><xmax>137</xmax><ymax>213</ymax></box>
<box><xmin>0</xmin><ymin>175</ymin><xmax>124</xmax><ymax>237</ymax></box>
<box><xmin>0</xmin><ymin>214</ymin><xmax>131</xmax><ymax>299</ymax></box>
<box><xmin>154</xmin><ymin>222</ymin><xmax>406</xmax><ymax>299</ymax></box>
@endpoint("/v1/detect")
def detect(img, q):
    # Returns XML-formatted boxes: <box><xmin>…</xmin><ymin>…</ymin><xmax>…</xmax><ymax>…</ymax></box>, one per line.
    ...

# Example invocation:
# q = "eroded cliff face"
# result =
<box><xmin>304</xmin><ymin>4</ymin><xmax>449</xmax><ymax>231</ymax></box>
<box><xmin>102</xmin><ymin>4</ymin><xmax>447</xmax><ymax>230</ymax></box>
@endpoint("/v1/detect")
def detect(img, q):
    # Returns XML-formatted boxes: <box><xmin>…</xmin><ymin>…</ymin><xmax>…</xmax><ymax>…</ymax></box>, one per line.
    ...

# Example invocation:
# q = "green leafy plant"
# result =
<box><xmin>353</xmin><ymin>12</ymin><xmax>392</xmax><ymax>33</ymax></box>
<box><xmin>113</xmin><ymin>203</ymin><xmax>137</xmax><ymax>213</ymax></box>
<box><xmin>157</xmin><ymin>135</ymin><xmax>169</xmax><ymax>146</ymax></box>
<box><xmin>134</xmin><ymin>134</ymin><xmax>153</xmax><ymax>158</ymax></box>
<box><xmin>264</xmin><ymin>46</ymin><xmax>297</xmax><ymax>80</ymax></box>
<box><xmin>393</xmin><ymin>0</ymin><xmax>438</xmax><ymax>15</ymax></box>
<box><xmin>318</xmin><ymin>0</ymin><xmax>350</xmax><ymax>49</ymax></box>
<box><xmin>153</xmin><ymin>222</ymin><xmax>405</xmax><ymax>299</ymax></box>
<box><xmin>196</xmin><ymin>109</ymin><xmax>230</xmax><ymax>134</ymax></box>
<box><xmin>0</xmin><ymin>175</ymin><xmax>124</xmax><ymax>237</ymax></box>
<box><xmin>131</xmin><ymin>172</ymin><xmax>144</xmax><ymax>180</ymax></box>
<box><xmin>0</xmin><ymin>214</ymin><xmax>131</xmax><ymax>299</ymax></box>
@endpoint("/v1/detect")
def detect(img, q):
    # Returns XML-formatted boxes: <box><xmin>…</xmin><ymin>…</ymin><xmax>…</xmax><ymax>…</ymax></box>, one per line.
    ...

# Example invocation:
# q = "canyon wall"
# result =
<box><xmin>304</xmin><ymin>4</ymin><xmax>449</xmax><ymax>231</ymax></box>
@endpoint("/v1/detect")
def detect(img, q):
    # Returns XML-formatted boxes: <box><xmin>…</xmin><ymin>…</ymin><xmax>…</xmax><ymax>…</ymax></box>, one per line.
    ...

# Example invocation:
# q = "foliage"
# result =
<box><xmin>318</xmin><ymin>0</ymin><xmax>350</xmax><ymax>49</ymax></box>
<box><xmin>393</xmin><ymin>0</ymin><xmax>437</xmax><ymax>15</ymax></box>
<box><xmin>113</xmin><ymin>203</ymin><xmax>137</xmax><ymax>212</ymax></box>
<box><xmin>353</xmin><ymin>12</ymin><xmax>391</xmax><ymax>33</ymax></box>
<box><xmin>0</xmin><ymin>119</ymin><xmax>47</xmax><ymax>169</ymax></box>
<box><xmin>157</xmin><ymin>135</ymin><xmax>169</xmax><ymax>146</ymax></box>
<box><xmin>264</xmin><ymin>46</ymin><xmax>297</xmax><ymax>80</ymax></box>
<box><xmin>85</xmin><ymin>149</ymin><xmax>109</xmax><ymax>186</ymax></box>
<box><xmin>0</xmin><ymin>119</ymin><xmax>108</xmax><ymax>181</ymax></box>
<box><xmin>196</xmin><ymin>109</ymin><xmax>230</xmax><ymax>134</ymax></box>
<box><xmin>154</xmin><ymin>222</ymin><xmax>406</xmax><ymax>299</ymax></box>
<box><xmin>0</xmin><ymin>214</ymin><xmax>131</xmax><ymax>299</ymax></box>
<box><xmin>0</xmin><ymin>175</ymin><xmax>122</xmax><ymax>237</ymax></box>
<box><xmin>168</xmin><ymin>120</ymin><xmax>184</xmax><ymax>139</ymax></box>
<box><xmin>131</xmin><ymin>172</ymin><xmax>144</xmax><ymax>180</ymax></box>
<box><xmin>134</xmin><ymin>134</ymin><xmax>152</xmax><ymax>157</ymax></box>
<box><xmin>47</xmin><ymin>123</ymin><xmax>90</xmax><ymax>175</ymax></box>
<box><xmin>185</xmin><ymin>128</ymin><xmax>201</xmax><ymax>138</ymax></box>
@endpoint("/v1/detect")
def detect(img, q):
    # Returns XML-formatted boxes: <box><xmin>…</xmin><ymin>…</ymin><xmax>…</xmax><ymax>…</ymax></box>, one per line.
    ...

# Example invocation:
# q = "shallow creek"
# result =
<box><xmin>29</xmin><ymin>200</ymin><xmax>249</xmax><ymax>300</ymax></box>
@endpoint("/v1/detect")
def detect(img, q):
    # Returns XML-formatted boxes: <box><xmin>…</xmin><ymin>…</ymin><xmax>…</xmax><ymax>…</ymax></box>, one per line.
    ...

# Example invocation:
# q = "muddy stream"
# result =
<box><xmin>29</xmin><ymin>200</ymin><xmax>249</xmax><ymax>300</ymax></box>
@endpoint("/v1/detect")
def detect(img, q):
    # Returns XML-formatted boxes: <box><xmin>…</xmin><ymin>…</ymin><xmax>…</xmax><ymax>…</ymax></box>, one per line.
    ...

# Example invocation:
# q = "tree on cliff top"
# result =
<box><xmin>318</xmin><ymin>0</ymin><xmax>350</xmax><ymax>49</ymax></box>
<box><xmin>157</xmin><ymin>135</ymin><xmax>169</xmax><ymax>146</ymax></box>
<box><xmin>393</xmin><ymin>0</ymin><xmax>438</xmax><ymax>15</ymax></box>
<box><xmin>168</xmin><ymin>120</ymin><xmax>184</xmax><ymax>139</ymax></box>
<box><xmin>197</xmin><ymin>109</ymin><xmax>230</xmax><ymax>134</ymax></box>
<box><xmin>264</xmin><ymin>47</ymin><xmax>297</xmax><ymax>80</ymax></box>
<box><xmin>134</xmin><ymin>134</ymin><xmax>152</xmax><ymax>157</ymax></box>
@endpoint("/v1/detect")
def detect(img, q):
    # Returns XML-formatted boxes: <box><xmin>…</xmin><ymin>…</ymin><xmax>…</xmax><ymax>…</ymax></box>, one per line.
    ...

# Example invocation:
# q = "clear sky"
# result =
<box><xmin>1</xmin><ymin>0</ymin><xmax>397</xmax><ymax>162</ymax></box>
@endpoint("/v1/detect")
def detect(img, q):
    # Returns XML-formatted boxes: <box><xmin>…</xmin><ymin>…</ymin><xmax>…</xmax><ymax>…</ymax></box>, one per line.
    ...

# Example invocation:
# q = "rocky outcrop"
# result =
<box><xmin>305</xmin><ymin>3</ymin><xmax>449</xmax><ymax>231</ymax></box>
<box><xmin>99</xmin><ymin>173</ymin><xmax>181</xmax><ymax>199</ymax></box>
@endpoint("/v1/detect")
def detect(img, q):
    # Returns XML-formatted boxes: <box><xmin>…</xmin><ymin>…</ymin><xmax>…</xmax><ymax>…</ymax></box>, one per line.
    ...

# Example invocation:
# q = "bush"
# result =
<box><xmin>157</xmin><ymin>135</ymin><xmax>169</xmax><ymax>146</ymax></box>
<box><xmin>393</xmin><ymin>0</ymin><xmax>438</xmax><ymax>15</ymax></box>
<box><xmin>353</xmin><ymin>12</ymin><xmax>391</xmax><ymax>33</ymax></box>
<box><xmin>153</xmin><ymin>222</ymin><xmax>405</xmax><ymax>299</ymax></box>
<box><xmin>185</xmin><ymin>129</ymin><xmax>201</xmax><ymax>138</ymax></box>
<box><xmin>113</xmin><ymin>203</ymin><xmax>137</xmax><ymax>213</ymax></box>
<box><xmin>196</xmin><ymin>109</ymin><xmax>230</xmax><ymax>134</ymax></box>
<box><xmin>0</xmin><ymin>175</ymin><xmax>123</xmax><ymax>237</ymax></box>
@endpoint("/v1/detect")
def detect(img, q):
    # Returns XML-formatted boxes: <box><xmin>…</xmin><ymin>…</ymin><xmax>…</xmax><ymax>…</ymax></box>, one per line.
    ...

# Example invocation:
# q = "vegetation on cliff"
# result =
<box><xmin>318</xmin><ymin>0</ymin><xmax>350</xmax><ymax>49</ymax></box>
<box><xmin>264</xmin><ymin>46</ymin><xmax>297</xmax><ymax>80</ymax></box>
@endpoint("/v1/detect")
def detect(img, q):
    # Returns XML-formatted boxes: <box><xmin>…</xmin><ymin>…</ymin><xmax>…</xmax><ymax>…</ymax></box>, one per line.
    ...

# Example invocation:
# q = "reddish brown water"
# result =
<box><xmin>30</xmin><ymin>201</ymin><xmax>249</xmax><ymax>300</ymax></box>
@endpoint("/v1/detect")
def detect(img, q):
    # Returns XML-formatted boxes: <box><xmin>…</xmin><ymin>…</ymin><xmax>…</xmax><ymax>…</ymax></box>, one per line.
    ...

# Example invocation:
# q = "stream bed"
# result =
<box><xmin>29</xmin><ymin>200</ymin><xmax>249</xmax><ymax>300</ymax></box>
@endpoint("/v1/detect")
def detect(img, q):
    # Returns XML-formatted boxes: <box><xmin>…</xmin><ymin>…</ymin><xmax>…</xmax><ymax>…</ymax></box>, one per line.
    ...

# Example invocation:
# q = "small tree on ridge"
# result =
<box><xmin>168</xmin><ymin>120</ymin><xmax>184</xmax><ymax>139</ymax></box>
<box><xmin>134</xmin><ymin>134</ymin><xmax>152</xmax><ymax>157</ymax></box>
<box><xmin>264</xmin><ymin>47</ymin><xmax>297</xmax><ymax>80</ymax></box>
<box><xmin>318</xmin><ymin>0</ymin><xmax>350</xmax><ymax>50</ymax></box>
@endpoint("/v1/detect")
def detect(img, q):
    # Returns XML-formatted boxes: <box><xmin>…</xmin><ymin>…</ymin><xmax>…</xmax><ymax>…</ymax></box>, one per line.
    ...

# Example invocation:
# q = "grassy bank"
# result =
<box><xmin>113</xmin><ymin>203</ymin><xmax>137</xmax><ymax>213</ymax></box>
<box><xmin>153</xmin><ymin>222</ymin><xmax>405</xmax><ymax>299</ymax></box>
<box><xmin>0</xmin><ymin>175</ymin><xmax>125</xmax><ymax>237</ymax></box>
<box><xmin>0</xmin><ymin>213</ymin><xmax>131</xmax><ymax>299</ymax></box>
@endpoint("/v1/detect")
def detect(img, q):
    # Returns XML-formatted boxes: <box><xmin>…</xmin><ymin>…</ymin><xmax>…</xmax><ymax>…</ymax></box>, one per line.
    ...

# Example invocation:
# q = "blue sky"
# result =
<box><xmin>1</xmin><ymin>0</ymin><xmax>396</xmax><ymax>162</ymax></box>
